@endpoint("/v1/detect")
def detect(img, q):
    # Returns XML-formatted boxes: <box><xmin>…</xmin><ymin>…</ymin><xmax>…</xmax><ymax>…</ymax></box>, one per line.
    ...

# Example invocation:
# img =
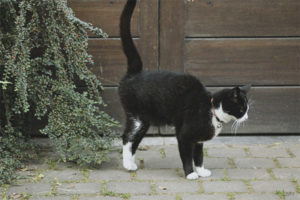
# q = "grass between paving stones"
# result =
<box><xmin>101</xmin><ymin>181</ymin><xmax>131</xmax><ymax>200</ymax></box>
<box><xmin>159</xmin><ymin>148</ymin><xmax>166</xmax><ymax>158</ymax></box>
<box><xmin>227</xmin><ymin>192</ymin><xmax>236</xmax><ymax>200</ymax></box>
<box><xmin>221</xmin><ymin>177</ymin><xmax>231</xmax><ymax>182</ymax></box>
<box><xmin>176</xmin><ymin>168</ymin><xmax>185</xmax><ymax>178</ymax></box>
<box><xmin>222</xmin><ymin>169</ymin><xmax>230</xmax><ymax>181</ymax></box>
<box><xmin>72</xmin><ymin>194</ymin><xmax>79</xmax><ymax>200</ymax></box>
<box><xmin>273</xmin><ymin>158</ymin><xmax>282</xmax><ymax>168</ymax></box>
<box><xmin>197</xmin><ymin>180</ymin><xmax>205</xmax><ymax>193</ymax></box>
<box><xmin>241</xmin><ymin>180</ymin><xmax>254</xmax><ymax>193</ymax></box>
<box><xmin>227</xmin><ymin>158</ymin><xmax>237</xmax><ymax>168</ymax></box>
<box><xmin>137</xmin><ymin>158</ymin><xmax>145</xmax><ymax>169</ymax></box>
<box><xmin>243</xmin><ymin>147</ymin><xmax>251</xmax><ymax>157</ymax></box>
<box><xmin>275</xmin><ymin>190</ymin><xmax>286</xmax><ymax>200</ymax></box>
<box><xmin>286</xmin><ymin>148</ymin><xmax>296</xmax><ymax>158</ymax></box>
<box><xmin>130</xmin><ymin>171</ymin><xmax>137</xmax><ymax>180</ymax></box>
<box><xmin>267</xmin><ymin>168</ymin><xmax>277</xmax><ymax>180</ymax></box>
<box><xmin>80</xmin><ymin>169</ymin><xmax>90</xmax><ymax>182</ymax></box>
<box><xmin>150</xmin><ymin>182</ymin><xmax>157</xmax><ymax>194</ymax></box>
<box><xmin>8</xmin><ymin>193</ymin><xmax>31</xmax><ymax>200</ymax></box>
<box><xmin>46</xmin><ymin>159</ymin><xmax>58</xmax><ymax>170</ymax></box>
<box><xmin>175</xmin><ymin>193</ymin><xmax>182</xmax><ymax>200</ymax></box>
<box><xmin>51</xmin><ymin>177</ymin><xmax>61</xmax><ymax>195</ymax></box>
<box><xmin>292</xmin><ymin>179</ymin><xmax>300</xmax><ymax>193</ymax></box>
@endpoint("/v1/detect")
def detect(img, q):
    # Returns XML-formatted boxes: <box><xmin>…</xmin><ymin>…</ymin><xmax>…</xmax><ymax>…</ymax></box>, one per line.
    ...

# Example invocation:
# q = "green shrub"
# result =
<box><xmin>0</xmin><ymin>0</ymin><xmax>119</xmax><ymax>184</ymax></box>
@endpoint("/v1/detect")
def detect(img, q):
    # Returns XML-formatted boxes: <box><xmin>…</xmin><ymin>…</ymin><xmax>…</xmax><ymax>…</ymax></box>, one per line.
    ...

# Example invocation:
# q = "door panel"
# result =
<box><xmin>184</xmin><ymin>38</ymin><xmax>300</xmax><ymax>86</ymax></box>
<box><xmin>185</xmin><ymin>0</ymin><xmax>300</xmax><ymax>37</ymax></box>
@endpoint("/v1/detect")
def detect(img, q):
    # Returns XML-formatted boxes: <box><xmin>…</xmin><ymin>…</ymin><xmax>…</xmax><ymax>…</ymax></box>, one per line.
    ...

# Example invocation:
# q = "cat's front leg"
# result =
<box><xmin>177</xmin><ymin>140</ymin><xmax>198</xmax><ymax>180</ymax></box>
<box><xmin>123</xmin><ymin>142</ymin><xmax>138</xmax><ymax>171</ymax></box>
<box><xmin>193</xmin><ymin>142</ymin><xmax>211</xmax><ymax>177</ymax></box>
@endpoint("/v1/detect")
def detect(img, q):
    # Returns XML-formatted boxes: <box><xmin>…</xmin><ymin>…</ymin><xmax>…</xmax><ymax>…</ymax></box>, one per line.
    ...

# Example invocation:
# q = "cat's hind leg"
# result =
<box><xmin>193</xmin><ymin>143</ymin><xmax>211</xmax><ymax>177</ymax></box>
<box><xmin>177</xmin><ymin>139</ymin><xmax>198</xmax><ymax>179</ymax></box>
<box><xmin>122</xmin><ymin>115</ymin><xmax>149</xmax><ymax>171</ymax></box>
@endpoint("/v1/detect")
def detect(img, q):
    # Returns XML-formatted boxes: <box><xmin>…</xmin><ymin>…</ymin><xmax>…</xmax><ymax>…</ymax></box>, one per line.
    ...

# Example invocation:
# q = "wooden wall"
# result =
<box><xmin>69</xmin><ymin>0</ymin><xmax>300</xmax><ymax>135</ymax></box>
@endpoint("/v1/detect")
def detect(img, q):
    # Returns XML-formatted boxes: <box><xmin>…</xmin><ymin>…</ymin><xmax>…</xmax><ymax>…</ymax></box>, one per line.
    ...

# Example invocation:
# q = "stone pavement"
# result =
<box><xmin>1</xmin><ymin>136</ymin><xmax>300</xmax><ymax>200</ymax></box>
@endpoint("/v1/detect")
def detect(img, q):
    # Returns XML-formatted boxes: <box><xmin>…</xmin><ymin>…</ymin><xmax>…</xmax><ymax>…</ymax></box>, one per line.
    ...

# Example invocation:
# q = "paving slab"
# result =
<box><xmin>200</xmin><ymin>169</ymin><xmax>226</xmax><ymax>180</ymax></box>
<box><xmin>79</xmin><ymin>196</ymin><xmax>123</xmax><ymax>200</ymax></box>
<box><xmin>57</xmin><ymin>183</ymin><xmax>101</xmax><ymax>195</ymax></box>
<box><xmin>207</xmin><ymin>147</ymin><xmax>247</xmax><ymax>158</ymax></box>
<box><xmin>143</xmin><ymin>156</ymin><xmax>182</xmax><ymax>169</ymax></box>
<box><xmin>234</xmin><ymin>158</ymin><xmax>276</xmax><ymax>169</ymax></box>
<box><xmin>202</xmin><ymin>181</ymin><xmax>248</xmax><ymax>193</ymax></box>
<box><xmin>286</xmin><ymin>144</ymin><xmax>300</xmax><ymax>157</ymax></box>
<box><xmin>42</xmin><ymin>169</ymin><xmax>84</xmax><ymax>182</ymax></box>
<box><xmin>273</xmin><ymin>168</ymin><xmax>300</xmax><ymax>179</ymax></box>
<box><xmin>130</xmin><ymin>195</ymin><xmax>175</xmax><ymax>200</ymax></box>
<box><xmin>155</xmin><ymin>181</ymin><xmax>200</xmax><ymax>194</ymax></box>
<box><xmin>250</xmin><ymin>180</ymin><xmax>296</xmax><ymax>193</ymax></box>
<box><xmin>30</xmin><ymin>196</ymin><xmax>72</xmax><ymax>200</ymax></box>
<box><xmin>136</xmin><ymin>146</ymin><xmax>162</xmax><ymax>160</ymax></box>
<box><xmin>182</xmin><ymin>194</ymin><xmax>229</xmax><ymax>200</ymax></box>
<box><xmin>163</xmin><ymin>145</ymin><xmax>180</xmax><ymax>158</ymax></box>
<box><xmin>106</xmin><ymin>182</ymin><xmax>152</xmax><ymax>194</ymax></box>
<box><xmin>235</xmin><ymin>194</ymin><xmax>280</xmax><ymax>200</ymax></box>
<box><xmin>248</xmin><ymin>146</ymin><xmax>290</xmax><ymax>158</ymax></box>
<box><xmin>286</xmin><ymin>194</ymin><xmax>300</xmax><ymax>200</ymax></box>
<box><xmin>16</xmin><ymin>170</ymin><xmax>39</xmax><ymax>182</ymax></box>
<box><xmin>7</xmin><ymin>183</ymin><xmax>52</xmax><ymax>195</ymax></box>
<box><xmin>136</xmin><ymin>169</ymin><xmax>180</xmax><ymax>180</ymax></box>
<box><xmin>277</xmin><ymin>157</ymin><xmax>300</xmax><ymax>167</ymax></box>
<box><xmin>204</xmin><ymin>158</ymin><xmax>231</xmax><ymax>169</ymax></box>
<box><xmin>227</xmin><ymin>169</ymin><xmax>270</xmax><ymax>180</ymax></box>
<box><xmin>89</xmin><ymin>169</ymin><xmax>131</xmax><ymax>181</ymax></box>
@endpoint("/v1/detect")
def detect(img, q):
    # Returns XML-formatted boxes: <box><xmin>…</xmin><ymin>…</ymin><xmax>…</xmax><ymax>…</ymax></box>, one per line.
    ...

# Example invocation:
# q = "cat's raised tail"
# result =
<box><xmin>120</xmin><ymin>0</ymin><xmax>142</xmax><ymax>74</ymax></box>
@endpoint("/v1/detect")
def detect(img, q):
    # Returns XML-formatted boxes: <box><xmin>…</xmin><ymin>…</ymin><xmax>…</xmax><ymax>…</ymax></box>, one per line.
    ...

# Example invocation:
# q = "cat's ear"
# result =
<box><xmin>240</xmin><ymin>84</ymin><xmax>252</xmax><ymax>94</ymax></box>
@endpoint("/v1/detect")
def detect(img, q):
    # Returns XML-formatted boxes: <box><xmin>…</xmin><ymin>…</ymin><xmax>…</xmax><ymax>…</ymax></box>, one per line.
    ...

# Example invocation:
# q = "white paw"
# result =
<box><xmin>123</xmin><ymin>143</ymin><xmax>138</xmax><ymax>171</ymax></box>
<box><xmin>186</xmin><ymin>172</ymin><xmax>199</xmax><ymax>180</ymax></box>
<box><xmin>196</xmin><ymin>166</ymin><xmax>211</xmax><ymax>177</ymax></box>
<box><xmin>123</xmin><ymin>157</ymin><xmax>138</xmax><ymax>171</ymax></box>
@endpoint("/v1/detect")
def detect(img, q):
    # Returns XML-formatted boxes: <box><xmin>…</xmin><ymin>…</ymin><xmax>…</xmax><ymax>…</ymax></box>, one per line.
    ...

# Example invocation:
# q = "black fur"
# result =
<box><xmin>119</xmin><ymin>0</ymin><xmax>251</xmax><ymax>177</ymax></box>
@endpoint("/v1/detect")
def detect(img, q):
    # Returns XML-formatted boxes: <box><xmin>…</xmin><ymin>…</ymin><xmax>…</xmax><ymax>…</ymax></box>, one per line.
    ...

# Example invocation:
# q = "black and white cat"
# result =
<box><xmin>118</xmin><ymin>0</ymin><xmax>251</xmax><ymax>180</ymax></box>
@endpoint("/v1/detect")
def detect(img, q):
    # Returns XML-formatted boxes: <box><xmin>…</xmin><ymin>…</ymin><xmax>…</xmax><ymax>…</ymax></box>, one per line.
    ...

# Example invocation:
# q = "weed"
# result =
<box><xmin>275</xmin><ymin>190</ymin><xmax>286</xmax><ymax>200</ymax></box>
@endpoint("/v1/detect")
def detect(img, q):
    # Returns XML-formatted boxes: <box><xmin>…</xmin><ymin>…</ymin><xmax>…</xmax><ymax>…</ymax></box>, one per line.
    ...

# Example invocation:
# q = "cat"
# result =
<box><xmin>118</xmin><ymin>0</ymin><xmax>251</xmax><ymax>180</ymax></box>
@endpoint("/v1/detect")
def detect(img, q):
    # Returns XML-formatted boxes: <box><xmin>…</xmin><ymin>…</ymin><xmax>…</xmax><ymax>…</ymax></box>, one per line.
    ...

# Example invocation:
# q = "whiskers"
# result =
<box><xmin>231</xmin><ymin>97</ymin><xmax>255</xmax><ymax>135</ymax></box>
<box><xmin>231</xmin><ymin>119</ymin><xmax>243</xmax><ymax>135</ymax></box>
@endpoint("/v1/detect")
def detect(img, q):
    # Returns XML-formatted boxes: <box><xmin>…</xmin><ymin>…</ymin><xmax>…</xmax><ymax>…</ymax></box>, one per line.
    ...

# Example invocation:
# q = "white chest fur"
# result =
<box><xmin>212</xmin><ymin>115</ymin><xmax>223</xmax><ymax>136</ymax></box>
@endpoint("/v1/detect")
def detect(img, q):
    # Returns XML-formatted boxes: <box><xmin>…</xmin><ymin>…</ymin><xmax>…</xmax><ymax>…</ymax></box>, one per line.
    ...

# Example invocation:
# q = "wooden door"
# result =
<box><xmin>160</xmin><ymin>0</ymin><xmax>300</xmax><ymax>134</ymax></box>
<box><xmin>69</xmin><ymin>0</ymin><xmax>300</xmax><ymax>135</ymax></box>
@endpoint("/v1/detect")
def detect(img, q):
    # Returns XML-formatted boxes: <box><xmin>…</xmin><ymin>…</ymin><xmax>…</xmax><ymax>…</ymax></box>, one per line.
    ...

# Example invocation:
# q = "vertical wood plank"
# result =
<box><xmin>139</xmin><ymin>0</ymin><xmax>159</xmax><ymax>70</ymax></box>
<box><xmin>160</xmin><ymin>0</ymin><xmax>186</xmax><ymax>72</ymax></box>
